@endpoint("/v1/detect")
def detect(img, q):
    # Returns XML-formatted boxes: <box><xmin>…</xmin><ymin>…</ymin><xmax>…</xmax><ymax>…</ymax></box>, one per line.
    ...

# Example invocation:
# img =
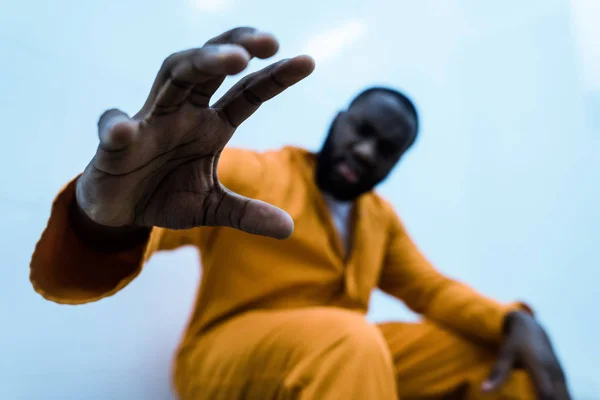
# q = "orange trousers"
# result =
<box><xmin>175</xmin><ymin>307</ymin><xmax>534</xmax><ymax>399</ymax></box>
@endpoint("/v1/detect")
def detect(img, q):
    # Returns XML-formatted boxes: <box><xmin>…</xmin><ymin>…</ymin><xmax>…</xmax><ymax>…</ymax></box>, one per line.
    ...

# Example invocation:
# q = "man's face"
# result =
<box><xmin>316</xmin><ymin>92</ymin><xmax>417</xmax><ymax>201</ymax></box>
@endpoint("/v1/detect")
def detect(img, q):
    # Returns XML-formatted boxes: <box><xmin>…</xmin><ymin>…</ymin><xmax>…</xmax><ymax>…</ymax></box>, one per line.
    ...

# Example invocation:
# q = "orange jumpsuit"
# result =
<box><xmin>30</xmin><ymin>146</ymin><xmax>535</xmax><ymax>399</ymax></box>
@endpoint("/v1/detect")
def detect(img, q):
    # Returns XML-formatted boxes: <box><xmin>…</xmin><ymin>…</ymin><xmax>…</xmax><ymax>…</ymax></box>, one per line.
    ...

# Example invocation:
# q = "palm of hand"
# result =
<box><xmin>76</xmin><ymin>28</ymin><xmax>314</xmax><ymax>239</ymax></box>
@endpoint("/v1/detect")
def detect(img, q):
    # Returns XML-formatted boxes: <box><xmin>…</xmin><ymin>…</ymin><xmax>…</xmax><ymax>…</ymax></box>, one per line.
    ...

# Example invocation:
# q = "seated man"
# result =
<box><xmin>30</xmin><ymin>27</ymin><xmax>571</xmax><ymax>399</ymax></box>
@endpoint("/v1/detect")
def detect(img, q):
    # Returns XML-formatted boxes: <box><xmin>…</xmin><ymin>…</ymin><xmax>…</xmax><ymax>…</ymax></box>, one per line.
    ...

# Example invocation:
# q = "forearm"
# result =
<box><xmin>424</xmin><ymin>282</ymin><xmax>532</xmax><ymax>343</ymax></box>
<box><xmin>383</xmin><ymin>274</ymin><xmax>526</xmax><ymax>343</ymax></box>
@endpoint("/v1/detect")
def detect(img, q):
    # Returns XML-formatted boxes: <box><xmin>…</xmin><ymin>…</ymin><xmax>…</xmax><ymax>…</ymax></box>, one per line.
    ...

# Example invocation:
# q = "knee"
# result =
<box><xmin>283</xmin><ymin>309</ymin><xmax>398</xmax><ymax>398</ymax></box>
<box><xmin>309</xmin><ymin>308</ymin><xmax>392</xmax><ymax>362</ymax></box>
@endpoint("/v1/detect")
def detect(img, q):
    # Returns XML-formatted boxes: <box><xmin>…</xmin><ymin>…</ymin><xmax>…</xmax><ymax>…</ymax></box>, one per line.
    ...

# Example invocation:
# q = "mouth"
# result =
<box><xmin>336</xmin><ymin>161</ymin><xmax>360</xmax><ymax>184</ymax></box>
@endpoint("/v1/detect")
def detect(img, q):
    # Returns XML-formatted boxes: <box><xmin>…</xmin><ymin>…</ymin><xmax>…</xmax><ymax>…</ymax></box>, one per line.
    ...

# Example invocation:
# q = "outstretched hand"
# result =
<box><xmin>482</xmin><ymin>312</ymin><xmax>571</xmax><ymax>400</ymax></box>
<box><xmin>76</xmin><ymin>27</ymin><xmax>315</xmax><ymax>239</ymax></box>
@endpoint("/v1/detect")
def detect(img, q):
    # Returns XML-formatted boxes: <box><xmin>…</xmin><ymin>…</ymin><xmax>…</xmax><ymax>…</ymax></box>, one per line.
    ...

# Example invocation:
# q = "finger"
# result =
<box><xmin>482</xmin><ymin>344</ymin><xmax>515</xmax><ymax>392</ymax></box>
<box><xmin>205</xmin><ymin>26</ymin><xmax>279</xmax><ymax>60</ymax></box>
<box><xmin>215</xmin><ymin>55</ymin><xmax>315</xmax><ymax>127</ymax></box>
<box><xmin>200</xmin><ymin>188</ymin><xmax>294</xmax><ymax>239</ymax></box>
<box><xmin>552</xmin><ymin>366</ymin><xmax>572</xmax><ymax>400</ymax></box>
<box><xmin>523</xmin><ymin>354</ymin><xmax>556</xmax><ymax>399</ymax></box>
<box><xmin>191</xmin><ymin>28</ymin><xmax>280</xmax><ymax>107</ymax></box>
<box><xmin>151</xmin><ymin>45</ymin><xmax>251</xmax><ymax>115</ymax></box>
<box><xmin>553</xmin><ymin>379</ymin><xmax>572</xmax><ymax>400</ymax></box>
<box><xmin>227</xmin><ymin>190</ymin><xmax>294</xmax><ymax>239</ymax></box>
<box><xmin>97</xmin><ymin>108</ymin><xmax>137</xmax><ymax>151</ymax></box>
<box><xmin>530</xmin><ymin>369</ymin><xmax>554</xmax><ymax>400</ymax></box>
<box><xmin>140</xmin><ymin>28</ymin><xmax>279</xmax><ymax>117</ymax></box>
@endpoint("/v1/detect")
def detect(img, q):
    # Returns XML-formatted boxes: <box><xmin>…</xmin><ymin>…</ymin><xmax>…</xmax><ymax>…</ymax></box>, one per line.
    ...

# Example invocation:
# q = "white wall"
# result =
<box><xmin>1</xmin><ymin>0</ymin><xmax>598</xmax><ymax>398</ymax></box>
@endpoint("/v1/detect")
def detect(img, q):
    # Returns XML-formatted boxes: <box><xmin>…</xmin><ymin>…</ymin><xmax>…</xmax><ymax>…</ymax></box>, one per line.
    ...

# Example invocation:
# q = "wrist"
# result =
<box><xmin>71</xmin><ymin>179</ymin><xmax>151</xmax><ymax>251</ymax></box>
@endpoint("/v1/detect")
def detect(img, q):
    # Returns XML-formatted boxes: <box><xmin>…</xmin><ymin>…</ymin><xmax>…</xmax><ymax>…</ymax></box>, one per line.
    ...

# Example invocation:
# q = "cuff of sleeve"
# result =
<box><xmin>505</xmin><ymin>301</ymin><xmax>534</xmax><ymax>316</ymax></box>
<box><xmin>29</xmin><ymin>176</ymin><xmax>159</xmax><ymax>305</ymax></box>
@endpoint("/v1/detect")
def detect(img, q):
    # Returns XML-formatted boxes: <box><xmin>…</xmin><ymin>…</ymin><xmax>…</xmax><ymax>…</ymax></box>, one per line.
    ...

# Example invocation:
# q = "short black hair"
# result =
<box><xmin>349</xmin><ymin>86</ymin><xmax>419</xmax><ymax>148</ymax></box>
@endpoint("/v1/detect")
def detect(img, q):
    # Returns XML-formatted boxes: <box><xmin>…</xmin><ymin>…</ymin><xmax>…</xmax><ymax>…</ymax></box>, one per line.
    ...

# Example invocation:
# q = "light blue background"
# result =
<box><xmin>1</xmin><ymin>0</ymin><xmax>598</xmax><ymax>398</ymax></box>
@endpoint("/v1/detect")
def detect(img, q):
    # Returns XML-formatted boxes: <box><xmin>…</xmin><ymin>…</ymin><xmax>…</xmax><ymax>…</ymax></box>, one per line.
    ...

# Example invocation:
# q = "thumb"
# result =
<box><xmin>97</xmin><ymin>108</ymin><xmax>138</xmax><ymax>151</ymax></box>
<box><xmin>482</xmin><ymin>343</ymin><xmax>516</xmax><ymax>393</ymax></box>
<box><xmin>210</xmin><ymin>189</ymin><xmax>294</xmax><ymax>239</ymax></box>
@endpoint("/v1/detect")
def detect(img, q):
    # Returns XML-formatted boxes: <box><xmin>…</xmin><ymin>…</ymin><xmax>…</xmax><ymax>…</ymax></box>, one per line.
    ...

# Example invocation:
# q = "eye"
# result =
<box><xmin>356</xmin><ymin>122</ymin><xmax>376</xmax><ymax>137</ymax></box>
<box><xmin>378</xmin><ymin>141</ymin><xmax>401</xmax><ymax>157</ymax></box>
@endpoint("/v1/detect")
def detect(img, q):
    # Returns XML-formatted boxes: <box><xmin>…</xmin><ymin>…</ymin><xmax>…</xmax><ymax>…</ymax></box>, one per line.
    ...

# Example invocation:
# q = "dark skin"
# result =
<box><xmin>315</xmin><ymin>93</ymin><xmax>416</xmax><ymax>201</ymax></box>
<box><xmin>492</xmin><ymin>312</ymin><xmax>572</xmax><ymax>399</ymax></box>
<box><xmin>73</xmin><ymin>27</ymin><xmax>570</xmax><ymax>400</ymax></box>
<box><xmin>76</xmin><ymin>27</ymin><xmax>314</xmax><ymax>241</ymax></box>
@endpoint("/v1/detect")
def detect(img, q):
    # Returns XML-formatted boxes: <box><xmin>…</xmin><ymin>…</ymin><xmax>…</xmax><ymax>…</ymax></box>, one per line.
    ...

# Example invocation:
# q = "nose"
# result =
<box><xmin>352</xmin><ymin>140</ymin><xmax>377</xmax><ymax>169</ymax></box>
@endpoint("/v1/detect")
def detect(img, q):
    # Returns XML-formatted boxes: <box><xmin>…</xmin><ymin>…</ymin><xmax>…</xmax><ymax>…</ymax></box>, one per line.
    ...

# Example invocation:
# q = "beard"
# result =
<box><xmin>315</xmin><ymin>121</ymin><xmax>380</xmax><ymax>201</ymax></box>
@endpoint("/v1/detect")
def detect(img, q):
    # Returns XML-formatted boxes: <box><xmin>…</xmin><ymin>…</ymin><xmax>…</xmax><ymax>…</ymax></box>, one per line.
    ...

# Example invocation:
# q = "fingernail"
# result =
<box><xmin>215</xmin><ymin>44</ymin><xmax>250</xmax><ymax>61</ymax></box>
<box><xmin>252</xmin><ymin>30</ymin><xmax>273</xmax><ymax>37</ymax></box>
<box><xmin>216</xmin><ymin>44</ymin><xmax>240</xmax><ymax>53</ymax></box>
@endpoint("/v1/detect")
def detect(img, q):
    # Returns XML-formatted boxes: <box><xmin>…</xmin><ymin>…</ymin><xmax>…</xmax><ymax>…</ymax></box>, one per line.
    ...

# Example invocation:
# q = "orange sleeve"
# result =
<box><xmin>378</xmin><ymin>212</ymin><xmax>531</xmax><ymax>343</ymax></box>
<box><xmin>29</xmin><ymin>147</ymin><xmax>265</xmax><ymax>305</ymax></box>
<box><xmin>217</xmin><ymin>147</ymin><xmax>266</xmax><ymax>198</ymax></box>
